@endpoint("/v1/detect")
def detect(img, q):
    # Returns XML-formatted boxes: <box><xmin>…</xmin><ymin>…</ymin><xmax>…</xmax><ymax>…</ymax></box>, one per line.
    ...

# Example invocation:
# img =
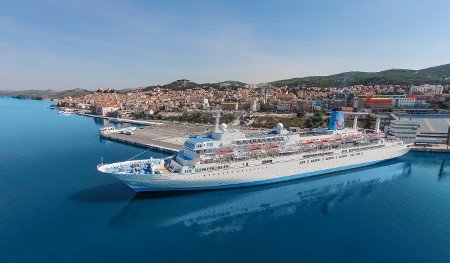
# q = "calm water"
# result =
<box><xmin>1</xmin><ymin>97</ymin><xmax>450</xmax><ymax>262</ymax></box>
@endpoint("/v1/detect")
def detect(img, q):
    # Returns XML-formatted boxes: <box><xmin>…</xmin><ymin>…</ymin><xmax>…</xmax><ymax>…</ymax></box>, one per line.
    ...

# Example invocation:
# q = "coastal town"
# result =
<box><xmin>57</xmin><ymin>81</ymin><xmax>448</xmax><ymax>118</ymax></box>
<box><xmin>52</xmin><ymin>80</ymin><xmax>450</xmax><ymax>152</ymax></box>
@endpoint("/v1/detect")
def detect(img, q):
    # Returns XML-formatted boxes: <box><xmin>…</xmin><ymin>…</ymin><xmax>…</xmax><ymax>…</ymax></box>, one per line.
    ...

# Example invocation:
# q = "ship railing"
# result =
<box><xmin>202</xmin><ymin>139</ymin><xmax>390</xmax><ymax>165</ymax></box>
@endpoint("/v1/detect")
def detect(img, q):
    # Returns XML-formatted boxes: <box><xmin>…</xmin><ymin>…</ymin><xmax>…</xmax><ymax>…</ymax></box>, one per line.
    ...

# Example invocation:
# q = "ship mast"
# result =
<box><xmin>214</xmin><ymin>110</ymin><xmax>221</xmax><ymax>133</ymax></box>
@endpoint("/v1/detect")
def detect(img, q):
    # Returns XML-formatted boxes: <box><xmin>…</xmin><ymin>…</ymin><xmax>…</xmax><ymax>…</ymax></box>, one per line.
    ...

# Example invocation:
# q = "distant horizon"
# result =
<box><xmin>1</xmin><ymin>0</ymin><xmax>450</xmax><ymax>90</ymax></box>
<box><xmin>1</xmin><ymin>62</ymin><xmax>449</xmax><ymax>92</ymax></box>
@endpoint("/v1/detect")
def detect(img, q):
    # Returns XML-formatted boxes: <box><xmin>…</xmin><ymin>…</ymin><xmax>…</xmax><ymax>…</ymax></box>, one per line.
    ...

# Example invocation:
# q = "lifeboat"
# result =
<box><xmin>248</xmin><ymin>145</ymin><xmax>263</xmax><ymax>151</ymax></box>
<box><xmin>303</xmin><ymin>141</ymin><xmax>314</xmax><ymax>144</ymax></box>
<box><xmin>321</xmin><ymin>139</ymin><xmax>328</xmax><ymax>142</ymax></box>
<box><xmin>218</xmin><ymin>148</ymin><xmax>234</xmax><ymax>154</ymax></box>
<box><xmin>265</xmin><ymin>144</ymin><xmax>280</xmax><ymax>150</ymax></box>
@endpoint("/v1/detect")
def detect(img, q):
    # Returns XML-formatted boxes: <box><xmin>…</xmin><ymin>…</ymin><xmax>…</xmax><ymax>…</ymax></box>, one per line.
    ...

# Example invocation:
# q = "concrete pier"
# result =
<box><xmin>99</xmin><ymin>122</ymin><xmax>212</xmax><ymax>154</ymax></box>
<box><xmin>78</xmin><ymin>113</ymin><xmax>164</xmax><ymax>126</ymax></box>
<box><xmin>411</xmin><ymin>144</ymin><xmax>450</xmax><ymax>153</ymax></box>
<box><xmin>100</xmin><ymin>133</ymin><xmax>180</xmax><ymax>154</ymax></box>
<box><xmin>101</xmin><ymin>126</ymin><xmax>450</xmax><ymax>154</ymax></box>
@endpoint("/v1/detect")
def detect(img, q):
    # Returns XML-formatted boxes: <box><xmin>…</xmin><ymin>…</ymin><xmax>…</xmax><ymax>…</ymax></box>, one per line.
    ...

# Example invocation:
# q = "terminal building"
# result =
<box><xmin>386</xmin><ymin>114</ymin><xmax>450</xmax><ymax>144</ymax></box>
<box><xmin>386</xmin><ymin>119</ymin><xmax>419</xmax><ymax>141</ymax></box>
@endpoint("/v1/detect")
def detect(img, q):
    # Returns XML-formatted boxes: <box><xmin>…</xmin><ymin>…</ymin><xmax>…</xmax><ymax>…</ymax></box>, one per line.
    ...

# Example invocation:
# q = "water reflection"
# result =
<box><xmin>438</xmin><ymin>159</ymin><xmax>449</xmax><ymax>180</ymax></box>
<box><xmin>109</xmin><ymin>160</ymin><xmax>411</xmax><ymax>235</ymax></box>
<box><xmin>93</xmin><ymin>117</ymin><xmax>108</xmax><ymax>126</ymax></box>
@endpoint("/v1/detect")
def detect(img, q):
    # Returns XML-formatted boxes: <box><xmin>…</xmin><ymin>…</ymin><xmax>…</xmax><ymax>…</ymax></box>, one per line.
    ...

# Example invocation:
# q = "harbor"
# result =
<box><xmin>3</xmin><ymin>90</ymin><xmax>450</xmax><ymax>263</ymax></box>
<box><xmin>98</xmin><ymin>119</ymin><xmax>450</xmax><ymax>154</ymax></box>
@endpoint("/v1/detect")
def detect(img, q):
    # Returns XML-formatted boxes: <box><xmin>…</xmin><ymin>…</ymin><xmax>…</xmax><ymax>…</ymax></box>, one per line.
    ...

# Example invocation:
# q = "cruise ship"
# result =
<box><xmin>97</xmin><ymin>109</ymin><xmax>412</xmax><ymax>192</ymax></box>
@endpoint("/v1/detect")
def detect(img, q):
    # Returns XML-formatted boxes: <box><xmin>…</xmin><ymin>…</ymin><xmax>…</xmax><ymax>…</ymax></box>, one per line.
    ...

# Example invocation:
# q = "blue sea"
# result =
<box><xmin>1</xmin><ymin>97</ymin><xmax>450</xmax><ymax>262</ymax></box>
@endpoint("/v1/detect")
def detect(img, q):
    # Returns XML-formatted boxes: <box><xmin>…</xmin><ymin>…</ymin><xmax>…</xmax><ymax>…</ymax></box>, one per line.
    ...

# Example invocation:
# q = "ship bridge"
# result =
<box><xmin>184</xmin><ymin>135</ymin><xmax>216</xmax><ymax>150</ymax></box>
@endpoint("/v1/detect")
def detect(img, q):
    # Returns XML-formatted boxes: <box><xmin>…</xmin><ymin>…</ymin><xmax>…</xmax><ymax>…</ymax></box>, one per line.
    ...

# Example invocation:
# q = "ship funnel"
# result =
<box><xmin>328</xmin><ymin>110</ymin><xmax>345</xmax><ymax>130</ymax></box>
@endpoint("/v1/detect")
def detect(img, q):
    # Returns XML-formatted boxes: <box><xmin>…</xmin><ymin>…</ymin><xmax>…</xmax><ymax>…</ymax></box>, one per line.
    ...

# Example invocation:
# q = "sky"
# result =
<box><xmin>1</xmin><ymin>0</ymin><xmax>450</xmax><ymax>90</ymax></box>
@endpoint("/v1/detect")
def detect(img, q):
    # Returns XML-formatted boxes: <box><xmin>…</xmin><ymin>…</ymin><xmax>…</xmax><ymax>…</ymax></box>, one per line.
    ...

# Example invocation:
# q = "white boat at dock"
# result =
<box><xmin>100</xmin><ymin>126</ymin><xmax>137</xmax><ymax>135</ymax></box>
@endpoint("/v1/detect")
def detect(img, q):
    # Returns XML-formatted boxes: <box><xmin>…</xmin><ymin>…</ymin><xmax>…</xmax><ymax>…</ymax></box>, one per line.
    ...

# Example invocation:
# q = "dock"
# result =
<box><xmin>101</xmin><ymin>125</ymin><xmax>450</xmax><ymax>154</ymax></box>
<box><xmin>100</xmin><ymin>133</ymin><xmax>180</xmax><ymax>154</ymax></box>
<box><xmin>99</xmin><ymin>122</ymin><xmax>212</xmax><ymax>154</ymax></box>
<box><xmin>78</xmin><ymin>113</ymin><xmax>164</xmax><ymax>126</ymax></box>
<box><xmin>411</xmin><ymin>144</ymin><xmax>450</xmax><ymax>153</ymax></box>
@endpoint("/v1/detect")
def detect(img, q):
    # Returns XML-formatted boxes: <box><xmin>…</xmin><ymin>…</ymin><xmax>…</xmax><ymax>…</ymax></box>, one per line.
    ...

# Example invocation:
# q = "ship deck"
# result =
<box><xmin>99</xmin><ymin>159</ymin><xmax>169</xmax><ymax>175</ymax></box>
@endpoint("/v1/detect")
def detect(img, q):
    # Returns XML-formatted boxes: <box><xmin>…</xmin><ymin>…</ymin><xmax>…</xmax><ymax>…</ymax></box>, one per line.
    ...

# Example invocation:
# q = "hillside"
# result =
<box><xmin>215</xmin><ymin>80</ymin><xmax>247</xmax><ymax>87</ymax></box>
<box><xmin>144</xmin><ymin>79</ymin><xmax>247</xmax><ymax>91</ymax></box>
<box><xmin>2</xmin><ymin>63</ymin><xmax>450</xmax><ymax>95</ymax></box>
<box><xmin>270</xmin><ymin>63</ymin><xmax>450</xmax><ymax>87</ymax></box>
<box><xmin>0</xmin><ymin>88</ymin><xmax>92</xmax><ymax>99</ymax></box>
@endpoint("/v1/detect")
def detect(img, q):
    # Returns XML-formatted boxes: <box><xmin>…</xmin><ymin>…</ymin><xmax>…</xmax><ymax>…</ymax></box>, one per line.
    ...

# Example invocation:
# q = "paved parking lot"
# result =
<box><xmin>102</xmin><ymin>122</ymin><xmax>213</xmax><ymax>152</ymax></box>
<box><xmin>404</xmin><ymin>115</ymin><xmax>450</xmax><ymax>133</ymax></box>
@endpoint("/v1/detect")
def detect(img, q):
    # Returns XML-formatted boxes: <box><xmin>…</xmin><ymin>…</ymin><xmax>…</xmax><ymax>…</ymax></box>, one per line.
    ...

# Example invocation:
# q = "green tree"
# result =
<box><xmin>296</xmin><ymin>110</ymin><xmax>306</xmax><ymax>118</ymax></box>
<box><xmin>363</xmin><ymin>118</ymin><xmax>375</xmax><ymax>129</ymax></box>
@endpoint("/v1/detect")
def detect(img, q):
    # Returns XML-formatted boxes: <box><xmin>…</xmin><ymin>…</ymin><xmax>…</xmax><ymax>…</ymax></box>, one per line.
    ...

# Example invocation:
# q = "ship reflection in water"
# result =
<box><xmin>109</xmin><ymin>159</ymin><xmax>411</xmax><ymax>236</ymax></box>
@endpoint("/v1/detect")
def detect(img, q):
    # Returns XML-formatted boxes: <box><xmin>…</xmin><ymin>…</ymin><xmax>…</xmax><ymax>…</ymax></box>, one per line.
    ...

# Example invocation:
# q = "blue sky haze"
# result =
<box><xmin>1</xmin><ymin>0</ymin><xmax>449</xmax><ymax>90</ymax></box>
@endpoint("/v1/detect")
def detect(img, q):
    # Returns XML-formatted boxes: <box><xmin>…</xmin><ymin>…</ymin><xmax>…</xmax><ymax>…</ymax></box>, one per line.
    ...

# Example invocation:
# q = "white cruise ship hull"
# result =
<box><xmin>99</xmin><ymin>143</ymin><xmax>411</xmax><ymax>192</ymax></box>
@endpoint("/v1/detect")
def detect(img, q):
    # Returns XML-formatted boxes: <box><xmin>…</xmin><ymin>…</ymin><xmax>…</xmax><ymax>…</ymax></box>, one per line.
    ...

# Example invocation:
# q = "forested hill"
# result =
<box><xmin>0</xmin><ymin>88</ymin><xmax>92</xmax><ymax>99</ymax></box>
<box><xmin>270</xmin><ymin>63</ymin><xmax>450</xmax><ymax>87</ymax></box>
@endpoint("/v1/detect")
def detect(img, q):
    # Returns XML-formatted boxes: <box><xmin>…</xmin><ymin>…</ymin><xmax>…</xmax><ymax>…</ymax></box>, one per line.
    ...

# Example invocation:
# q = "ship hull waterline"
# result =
<box><xmin>100</xmin><ymin>146</ymin><xmax>410</xmax><ymax>192</ymax></box>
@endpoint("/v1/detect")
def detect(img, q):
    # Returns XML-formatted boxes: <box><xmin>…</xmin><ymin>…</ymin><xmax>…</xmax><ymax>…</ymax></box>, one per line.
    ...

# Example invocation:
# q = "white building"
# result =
<box><xmin>250</xmin><ymin>99</ymin><xmax>259</xmax><ymax>112</ymax></box>
<box><xmin>397</xmin><ymin>96</ymin><xmax>416</xmax><ymax>108</ymax></box>
<box><xmin>202</xmin><ymin>99</ymin><xmax>209</xmax><ymax>108</ymax></box>
<box><xmin>94</xmin><ymin>105</ymin><xmax>120</xmax><ymax>116</ymax></box>
<box><xmin>410</xmin><ymin>84</ymin><xmax>443</xmax><ymax>95</ymax></box>
<box><xmin>386</xmin><ymin>119</ymin><xmax>419</xmax><ymax>141</ymax></box>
